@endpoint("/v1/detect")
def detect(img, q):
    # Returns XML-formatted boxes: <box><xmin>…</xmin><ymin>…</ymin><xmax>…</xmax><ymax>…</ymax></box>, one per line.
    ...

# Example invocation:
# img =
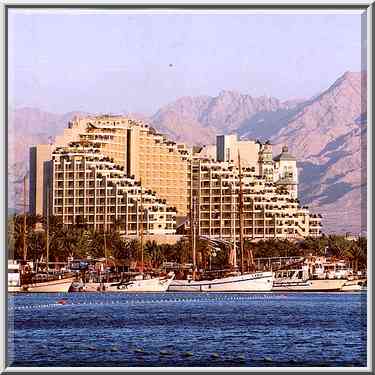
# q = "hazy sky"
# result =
<box><xmin>8</xmin><ymin>10</ymin><xmax>364</xmax><ymax>115</ymax></box>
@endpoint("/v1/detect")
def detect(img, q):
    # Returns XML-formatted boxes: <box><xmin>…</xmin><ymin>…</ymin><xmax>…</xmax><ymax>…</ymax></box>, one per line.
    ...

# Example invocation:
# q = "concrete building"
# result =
<box><xmin>51</xmin><ymin>143</ymin><xmax>176</xmax><ymax>234</ymax></box>
<box><xmin>30</xmin><ymin>115</ymin><xmax>190</xmax><ymax>217</ymax></box>
<box><xmin>30</xmin><ymin>115</ymin><xmax>322</xmax><ymax>239</ymax></box>
<box><xmin>273</xmin><ymin>145</ymin><xmax>298</xmax><ymax>199</ymax></box>
<box><xmin>188</xmin><ymin>156</ymin><xmax>322</xmax><ymax>240</ymax></box>
<box><xmin>216</xmin><ymin>134</ymin><xmax>260</xmax><ymax>171</ymax></box>
<box><xmin>29</xmin><ymin>144</ymin><xmax>54</xmax><ymax>216</ymax></box>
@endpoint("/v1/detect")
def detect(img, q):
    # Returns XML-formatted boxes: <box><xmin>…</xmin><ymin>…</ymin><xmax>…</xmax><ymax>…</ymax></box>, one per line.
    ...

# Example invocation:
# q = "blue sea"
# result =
<box><xmin>8</xmin><ymin>292</ymin><xmax>367</xmax><ymax>368</ymax></box>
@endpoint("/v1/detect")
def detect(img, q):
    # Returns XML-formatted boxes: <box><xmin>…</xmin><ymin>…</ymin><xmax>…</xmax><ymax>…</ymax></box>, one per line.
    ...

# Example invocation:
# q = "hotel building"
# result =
<box><xmin>30</xmin><ymin>117</ymin><xmax>322</xmax><ymax>239</ymax></box>
<box><xmin>30</xmin><ymin>115</ymin><xmax>190</xmax><ymax>219</ymax></box>
<box><xmin>50</xmin><ymin>144</ymin><xmax>176</xmax><ymax>234</ymax></box>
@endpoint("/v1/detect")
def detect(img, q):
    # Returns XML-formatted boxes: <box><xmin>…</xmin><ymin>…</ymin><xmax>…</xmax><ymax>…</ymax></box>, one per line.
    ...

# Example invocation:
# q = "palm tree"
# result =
<box><xmin>175</xmin><ymin>238</ymin><xmax>191</xmax><ymax>265</ymax></box>
<box><xmin>300</xmin><ymin>236</ymin><xmax>328</xmax><ymax>257</ymax></box>
<box><xmin>8</xmin><ymin>214</ymin><xmax>22</xmax><ymax>260</ymax></box>
<box><xmin>144</xmin><ymin>240</ymin><xmax>158</xmax><ymax>267</ymax></box>
<box><xmin>85</xmin><ymin>230</ymin><xmax>106</xmax><ymax>259</ymax></box>
<box><xmin>327</xmin><ymin>235</ymin><xmax>352</xmax><ymax>259</ymax></box>
<box><xmin>346</xmin><ymin>240</ymin><xmax>366</xmax><ymax>273</ymax></box>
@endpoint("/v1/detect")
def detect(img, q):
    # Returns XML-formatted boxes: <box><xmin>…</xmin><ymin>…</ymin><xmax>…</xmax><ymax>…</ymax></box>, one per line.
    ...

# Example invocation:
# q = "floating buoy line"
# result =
<box><xmin>9</xmin><ymin>294</ymin><xmax>286</xmax><ymax>311</ymax></box>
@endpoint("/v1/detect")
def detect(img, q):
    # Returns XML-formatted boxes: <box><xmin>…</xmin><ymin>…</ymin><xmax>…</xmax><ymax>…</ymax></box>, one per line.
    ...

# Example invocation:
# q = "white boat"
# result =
<box><xmin>83</xmin><ymin>272</ymin><xmax>175</xmax><ymax>292</ymax></box>
<box><xmin>272</xmin><ymin>272</ymin><xmax>347</xmax><ymax>292</ymax></box>
<box><xmin>168</xmin><ymin>271</ymin><xmax>273</xmax><ymax>292</ymax></box>
<box><xmin>340</xmin><ymin>278</ymin><xmax>367</xmax><ymax>292</ymax></box>
<box><xmin>22</xmin><ymin>276</ymin><xmax>75</xmax><ymax>293</ymax></box>
<box><xmin>272</xmin><ymin>259</ymin><xmax>349</xmax><ymax>292</ymax></box>
<box><xmin>8</xmin><ymin>261</ymin><xmax>22</xmax><ymax>292</ymax></box>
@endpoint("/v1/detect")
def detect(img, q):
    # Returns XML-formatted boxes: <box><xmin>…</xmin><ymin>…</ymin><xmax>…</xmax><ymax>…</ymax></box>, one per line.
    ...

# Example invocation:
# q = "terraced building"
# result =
<box><xmin>30</xmin><ymin>116</ymin><xmax>322</xmax><ymax>239</ymax></box>
<box><xmin>51</xmin><ymin>144</ymin><xmax>176</xmax><ymax>234</ymax></box>
<box><xmin>189</xmin><ymin>136</ymin><xmax>322</xmax><ymax>240</ymax></box>
<box><xmin>30</xmin><ymin>115</ymin><xmax>190</xmax><ymax>221</ymax></box>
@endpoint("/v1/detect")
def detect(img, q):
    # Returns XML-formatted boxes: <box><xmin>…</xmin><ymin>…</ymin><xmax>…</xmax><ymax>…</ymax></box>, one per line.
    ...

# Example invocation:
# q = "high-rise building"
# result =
<box><xmin>29</xmin><ymin>115</ymin><xmax>322</xmax><ymax>239</ymax></box>
<box><xmin>51</xmin><ymin>144</ymin><xmax>176</xmax><ymax>234</ymax></box>
<box><xmin>216</xmin><ymin>134</ymin><xmax>260</xmax><ymax>171</ymax></box>
<box><xmin>188</xmin><ymin>156</ymin><xmax>321</xmax><ymax>240</ymax></box>
<box><xmin>30</xmin><ymin>115</ymin><xmax>190</xmax><ymax>218</ymax></box>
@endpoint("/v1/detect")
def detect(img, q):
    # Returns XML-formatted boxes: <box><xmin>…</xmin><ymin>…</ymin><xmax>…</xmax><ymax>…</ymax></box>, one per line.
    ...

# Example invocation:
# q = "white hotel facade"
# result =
<box><xmin>29</xmin><ymin>115</ymin><xmax>322</xmax><ymax>240</ymax></box>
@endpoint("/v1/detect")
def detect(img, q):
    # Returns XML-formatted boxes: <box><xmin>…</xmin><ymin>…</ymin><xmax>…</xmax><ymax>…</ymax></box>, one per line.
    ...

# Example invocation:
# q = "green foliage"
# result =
<box><xmin>7</xmin><ymin>214</ymin><xmax>367</xmax><ymax>271</ymax></box>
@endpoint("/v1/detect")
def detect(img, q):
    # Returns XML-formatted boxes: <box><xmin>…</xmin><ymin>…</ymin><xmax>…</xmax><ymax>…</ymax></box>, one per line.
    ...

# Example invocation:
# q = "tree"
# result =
<box><xmin>346</xmin><ymin>238</ymin><xmax>367</xmax><ymax>273</ymax></box>
<box><xmin>299</xmin><ymin>236</ymin><xmax>328</xmax><ymax>257</ymax></box>
<box><xmin>327</xmin><ymin>235</ymin><xmax>352</xmax><ymax>259</ymax></box>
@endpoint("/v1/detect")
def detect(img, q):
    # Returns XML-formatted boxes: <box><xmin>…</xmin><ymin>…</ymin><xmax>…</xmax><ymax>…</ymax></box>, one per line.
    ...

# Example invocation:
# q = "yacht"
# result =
<box><xmin>8</xmin><ymin>261</ymin><xmax>74</xmax><ymax>293</ymax></box>
<box><xmin>272</xmin><ymin>257</ymin><xmax>351</xmax><ymax>292</ymax></box>
<box><xmin>81</xmin><ymin>272</ymin><xmax>175</xmax><ymax>292</ymax></box>
<box><xmin>272</xmin><ymin>267</ymin><xmax>346</xmax><ymax>292</ymax></box>
<box><xmin>104</xmin><ymin>272</ymin><xmax>175</xmax><ymax>292</ymax></box>
<box><xmin>23</xmin><ymin>273</ymin><xmax>75</xmax><ymax>293</ymax></box>
<box><xmin>340</xmin><ymin>275</ymin><xmax>367</xmax><ymax>292</ymax></box>
<box><xmin>168</xmin><ymin>271</ymin><xmax>273</xmax><ymax>292</ymax></box>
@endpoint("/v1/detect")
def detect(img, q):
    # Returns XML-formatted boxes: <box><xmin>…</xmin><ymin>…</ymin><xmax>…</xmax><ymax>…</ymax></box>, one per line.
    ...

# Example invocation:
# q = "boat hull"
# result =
<box><xmin>8</xmin><ymin>286</ymin><xmax>22</xmax><ymax>293</ymax></box>
<box><xmin>168</xmin><ymin>272</ymin><xmax>273</xmax><ymax>292</ymax></box>
<box><xmin>21</xmin><ymin>277</ymin><xmax>75</xmax><ymax>293</ymax></box>
<box><xmin>83</xmin><ymin>275</ymin><xmax>175</xmax><ymax>292</ymax></box>
<box><xmin>272</xmin><ymin>278</ymin><xmax>347</xmax><ymax>292</ymax></box>
<box><xmin>340</xmin><ymin>279</ymin><xmax>366</xmax><ymax>292</ymax></box>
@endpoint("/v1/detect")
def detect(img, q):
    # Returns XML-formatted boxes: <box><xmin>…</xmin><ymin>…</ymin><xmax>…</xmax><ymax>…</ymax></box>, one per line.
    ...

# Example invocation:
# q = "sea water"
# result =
<box><xmin>7</xmin><ymin>292</ymin><xmax>367</xmax><ymax>367</ymax></box>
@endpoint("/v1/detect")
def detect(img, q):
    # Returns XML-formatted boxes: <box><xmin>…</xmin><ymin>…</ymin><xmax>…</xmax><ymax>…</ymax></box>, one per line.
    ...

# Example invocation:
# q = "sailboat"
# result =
<box><xmin>168</xmin><ymin>153</ymin><xmax>273</xmax><ymax>292</ymax></box>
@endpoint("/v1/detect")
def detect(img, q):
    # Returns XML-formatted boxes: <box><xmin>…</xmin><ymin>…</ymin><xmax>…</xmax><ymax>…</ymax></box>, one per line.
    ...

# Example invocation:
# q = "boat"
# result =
<box><xmin>169</xmin><ymin>151</ymin><xmax>274</xmax><ymax>293</ymax></box>
<box><xmin>8</xmin><ymin>261</ymin><xmax>22</xmax><ymax>292</ymax></box>
<box><xmin>22</xmin><ymin>275</ymin><xmax>75</xmax><ymax>293</ymax></box>
<box><xmin>78</xmin><ymin>272</ymin><xmax>175</xmax><ymax>293</ymax></box>
<box><xmin>272</xmin><ymin>268</ymin><xmax>347</xmax><ymax>292</ymax></box>
<box><xmin>8</xmin><ymin>261</ymin><xmax>75</xmax><ymax>293</ymax></box>
<box><xmin>169</xmin><ymin>271</ymin><xmax>273</xmax><ymax>292</ymax></box>
<box><xmin>104</xmin><ymin>271</ymin><xmax>175</xmax><ymax>292</ymax></box>
<box><xmin>340</xmin><ymin>276</ymin><xmax>367</xmax><ymax>292</ymax></box>
<box><xmin>272</xmin><ymin>257</ymin><xmax>353</xmax><ymax>292</ymax></box>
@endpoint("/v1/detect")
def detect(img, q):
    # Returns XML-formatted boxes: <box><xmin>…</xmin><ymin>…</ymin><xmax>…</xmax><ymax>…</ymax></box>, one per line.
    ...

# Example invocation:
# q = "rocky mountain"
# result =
<box><xmin>8</xmin><ymin>71</ymin><xmax>367</xmax><ymax>235</ymax></box>
<box><xmin>151</xmin><ymin>91</ymin><xmax>288</xmax><ymax>145</ymax></box>
<box><xmin>268</xmin><ymin>72</ymin><xmax>366</xmax><ymax>235</ymax></box>
<box><xmin>150</xmin><ymin>72</ymin><xmax>367</xmax><ymax>235</ymax></box>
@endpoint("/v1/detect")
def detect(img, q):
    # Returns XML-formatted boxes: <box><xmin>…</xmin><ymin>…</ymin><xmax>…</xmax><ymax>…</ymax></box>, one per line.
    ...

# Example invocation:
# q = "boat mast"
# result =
<box><xmin>192</xmin><ymin>195</ymin><xmax>197</xmax><ymax>280</ymax></box>
<box><xmin>230</xmin><ymin>182</ymin><xmax>237</xmax><ymax>270</ymax></box>
<box><xmin>23</xmin><ymin>175</ymin><xmax>27</xmax><ymax>261</ymax></box>
<box><xmin>139</xmin><ymin>181</ymin><xmax>144</xmax><ymax>274</ymax></box>
<box><xmin>238</xmin><ymin>152</ymin><xmax>244</xmax><ymax>275</ymax></box>
<box><xmin>104</xmin><ymin>230</ymin><xmax>108</xmax><ymax>282</ymax></box>
<box><xmin>46</xmin><ymin>184</ymin><xmax>50</xmax><ymax>275</ymax></box>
